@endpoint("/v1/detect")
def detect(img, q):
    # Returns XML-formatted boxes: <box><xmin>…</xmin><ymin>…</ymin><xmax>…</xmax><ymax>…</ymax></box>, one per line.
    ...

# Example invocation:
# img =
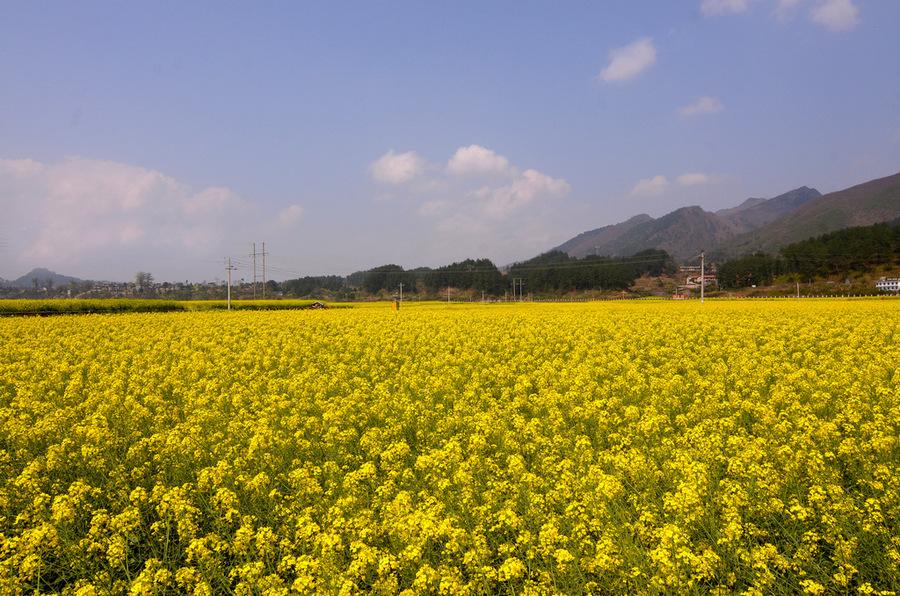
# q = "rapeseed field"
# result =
<box><xmin>0</xmin><ymin>301</ymin><xmax>897</xmax><ymax>594</ymax></box>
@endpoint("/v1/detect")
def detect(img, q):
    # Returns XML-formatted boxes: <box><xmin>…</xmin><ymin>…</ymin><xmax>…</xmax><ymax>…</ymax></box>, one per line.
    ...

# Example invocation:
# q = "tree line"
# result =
<box><xmin>507</xmin><ymin>249</ymin><xmax>674</xmax><ymax>293</ymax></box>
<box><xmin>272</xmin><ymin>250</ymin><xmax>676</xmax><ymax>298</ymax></box>
<box><xmin>717</xmin><ymin>220</ymin><xmax>900</xmax><ymax>288</ymax></box>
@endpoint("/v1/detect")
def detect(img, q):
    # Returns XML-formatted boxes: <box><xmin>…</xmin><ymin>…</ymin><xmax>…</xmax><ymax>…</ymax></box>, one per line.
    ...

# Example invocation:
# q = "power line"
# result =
<box><xmin>261</xmin><ymin>242</ymin><xmax>268</xmax><ymax>299</ymax></box>
<box><xmin>262</xmin><ymin>263</ymin><xmax>306</xmax><ymax>277</ymax></box>
<box><xmin>269</xmin><ymin>250</ymin><xmax>719</xmax><ymax>282</ymax></box>
<box><xmin>250</xmin><ymin>242</ymin><xmax>257</xmax><ymax>299</ymax></box>
<box><xmin>225</xmin><ymin>257</ymin><xmax>237</xmax><ymax>310</ymax></box>
<box><xmin>264</xmin><ymin>256</ymin><xmax>677</xmax><ymax>280</ymax></box>
<box><xmin>247</xmin><ymin>242</ymin><xmax>270</xmax><ymax>298</ymax></box>
<box><xmin>253</xmin><ymin>249</ymin><xmax>899</xmax><ymax>284</ymax></box>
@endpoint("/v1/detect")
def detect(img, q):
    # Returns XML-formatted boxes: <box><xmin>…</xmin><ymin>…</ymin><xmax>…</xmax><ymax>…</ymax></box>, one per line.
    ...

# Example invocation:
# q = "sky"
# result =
<box><xmin>1</xmin><ymin>0</ymin><xmax>899</xmax><ymax>281</ymax></box>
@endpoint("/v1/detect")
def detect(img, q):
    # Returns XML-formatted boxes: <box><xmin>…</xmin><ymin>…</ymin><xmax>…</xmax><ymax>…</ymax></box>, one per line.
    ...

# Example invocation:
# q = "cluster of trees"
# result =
<box><xmin>0</xmin><ymin>271</ymin><xmax>239</xmax><ymax>300</ymax></box>
<box><xmin>422</xmin><ymin>259</ymin><xmax>504</xmax><ymax>294</ymax></box>
<box><xmin>280</xmin><ymin>275</ymin><xmax>345</xmax><ymax>297</ymax></box>
<box><xmin>507</xmin><ymin>249</ymin><xmax>676</xmax><ymax>293</ymax></box>
<box><xmin>274</xmin><ymin>250</ymin><xmax>676</xmax><ymax>298</ymax></box>
<box><xmin>341</xmin><ymin>260</ymin><xmax>506</xmax><ymax>296</ymax></box>
<box><xmin>360</xmin><ymin>265</ymin><xmax>420</xmax><ymax>295</ymax></box>
<box><xmin>718</xmin><ymin>221</ymin><xmax>900</xmax><ymax>288</ymax></box>
<box><xmin>717</xmin><ymin>253</ymin><xmax>783</xmax><ymax>288</ymax></box>
<box><xmin>134</xmin><ymin>271</ymin><xmax>155</xmax><ymax>292</ymax></box>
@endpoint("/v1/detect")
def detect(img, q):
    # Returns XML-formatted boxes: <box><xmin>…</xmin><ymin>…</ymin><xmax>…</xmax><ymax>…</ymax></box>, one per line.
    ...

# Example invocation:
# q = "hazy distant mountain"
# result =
<box><xmin>554</xmin><ymin>214</ymin><xmax>653</xmax><ymax>257</ymax></box>
<box><xmin>9</xmin><ymin>268</ymin><xmax>85</xmax><ymax>288</ymax></box>
<box><xmin>716</xmin><ymin>172</ymin><xmax>900</xmax><ymax>258</ymax></box>
<box><xmin>603</xmin><ymin>206</ymin><xmax>742</xmax><ymax>261</ymax></box>
<box><xmin>716</xmin><ymin>186</ymin><xmax>821</xmax><ymax>230</ymax></box>
<box><xmin>715</xmin><ymin>197</ymin><xmax>766</xmax><ymax>215</ymax></box>
<box><xmin>555</xmin><ymin>186</ymin><xmax>820</xmax><ymax>261</ymax></box>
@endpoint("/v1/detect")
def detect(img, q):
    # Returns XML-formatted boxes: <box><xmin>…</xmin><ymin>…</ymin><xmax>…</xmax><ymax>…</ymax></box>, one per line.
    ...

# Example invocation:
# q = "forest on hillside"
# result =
<box><xmin>273</xmin><ymin>250</ymin><xmax>676</xmax><ymax>298</ymax></box>
<box><xmin>717</xmin><ymin>221</ymin><xmax>900</xmax><ymax>288</ymax></box>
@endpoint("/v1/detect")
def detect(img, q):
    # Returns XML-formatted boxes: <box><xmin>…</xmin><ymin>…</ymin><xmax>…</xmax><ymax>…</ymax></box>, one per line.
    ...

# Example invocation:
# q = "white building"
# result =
<box><xmin>875</xmin><ymin>277</ymin><xmax>900</xmax><ymax>292</ymax></box>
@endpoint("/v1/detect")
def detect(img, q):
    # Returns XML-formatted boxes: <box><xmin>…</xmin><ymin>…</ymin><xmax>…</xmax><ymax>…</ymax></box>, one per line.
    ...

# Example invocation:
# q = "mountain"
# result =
<box><xmin>716</xmin><ymin>197</ymin><xmax>766</xmax><ymax>215</ymax></box>
<box><xmin>554</xmin><ymin>214</ymin><xmax>653</xmax><ymax>257</ymax></box>
<box><xmin>716</xmin><ymin>172</ymin><xmax>900</xmax><ymax>258</ymax></box>
<box><xmin>555</xmin><ymin>186</ymin><xmax>820</xmax><ymax>261</ymax></box>
<box><xmin>599</xmin><ymin>206</ymin><xmax>742</xmax><ymax>261</ymax></box>
<box><xmin>716</xmin><ymin>186</ymin><xmax>821</xmax><ymax>230</ymax></box>
<box><xmin>9</xmin><ymin>268</ymin><xmax>85</xmax><ymax>288</ymax></box>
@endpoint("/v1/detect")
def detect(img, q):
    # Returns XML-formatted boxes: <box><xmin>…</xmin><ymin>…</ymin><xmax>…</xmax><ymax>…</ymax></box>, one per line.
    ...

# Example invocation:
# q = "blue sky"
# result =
<box><xmin>1</xmin><ymin>0</ymin><xmax>898</xmax><ymax>281</ymax></box>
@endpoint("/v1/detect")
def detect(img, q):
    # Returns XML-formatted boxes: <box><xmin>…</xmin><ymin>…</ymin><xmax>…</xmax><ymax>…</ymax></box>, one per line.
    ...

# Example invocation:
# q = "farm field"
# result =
<box><xmin>0</xmin><ymin>299</ymin><xmax>327</xmax><ymax>316</ymax></box>
<box><xmin>0</xmin><ymin>301</ymin><xmax>898</xmax><ymax>594</ymax></box>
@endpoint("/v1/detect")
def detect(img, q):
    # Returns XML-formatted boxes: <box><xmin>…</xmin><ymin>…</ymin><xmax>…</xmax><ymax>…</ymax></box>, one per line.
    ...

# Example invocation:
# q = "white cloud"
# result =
<box><xmin>704</xmin><ymin>0</ymin><xmax>859</xmax><ymax>31</ymax></box>
<box><xmin>447</xmin><ymin>145</ymin><xmax>511</xmax><ymax>177</ymax></box>
<box><xmin>677</xmin><ymin>172</ymin><xmax>712</xmax><ymax>186</ymax></box>
<box><xmin>369</xmin><ymin>150</ymin><xmax>425</xmax><ymax>185</ymax></box>
<box><xmin>701</xmin><ymin>0</ymin><xmax>756</xmax><ymax>15</ymax></box>
<box><xmin>368</xmin><ymin>145</ymin><xmax>570</xmax><ymax>249</ymax></box>
<box><xmin>10</xmin><ymin>158</ymin><xmax>252</xmax><ymax>262</ymax></box>
<box><xmin>679</xmin><ymin>96</ymin><xmax>724</xmax><ymax>116</ymax></box>
<box><xmin>277</xmin><ymin>204</ymin><xmax>305</xmax><ymax>228</ymax></box>
<box><xmin>0</xmin><ymin>158</ymin><xmax>44</xmax><ymax>178</ymax></box>
<box><xmin>0</xmin><ymin>156</ymin><xmax>304</xmax><ymax>279</ymax></box>
<box><xmin>476</xmin><ymin>169</ymin><xmax>570</xmax><ymax>219</ymax></box>
<box><xmin>630</xmin><ymin>175</ymin><xmax>669</xmax><ymax>197</ymax></box>
<box><xmin>183</xmin><ymin>186</ymin><xmax>245</xmax><ymax>217</ymax></box>
<box><xmin>598</xmin><ymin>38</ymin><xmax>657</xmax><ymax>83</ymax></box>
<box><xmin>810</xmin><ymin>0</ymin><xmax>859</xmax><ymax>31</ymax></box>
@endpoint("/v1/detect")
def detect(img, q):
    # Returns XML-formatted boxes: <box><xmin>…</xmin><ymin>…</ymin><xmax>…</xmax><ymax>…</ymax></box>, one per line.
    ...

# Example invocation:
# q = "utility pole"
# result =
<box><xmin>700</xmin><ymin>250</ymin><xmax>705</xmax><ymax>304</ymax></box>
<box><xmin>261</xmin><ymin>242</ymin><xmax>267</xmax><ymax>299</ymax></box>
<box><xmin>399</xmin><ymin>282</ymin><xmax>403</xmax><ymax>303</ymax></box>
<box><xmin>447</xmin><ymin>287</ymin><xmax>451</xmax><ymax>303</ymax></box>
<box><xmin>594</xmin><ymin>245</ymin><xmax>599</xmax><ymax>257</ymax></box>
<box><xmin>796</xmin><ymin>279</ymin><xmax>800</xmax><ymax>299</ymax></box>
<box><xmin>226</xmin><ymin>257</ymin><xmax>237</xmax><ymax>310</ymax></box>
<box><xmin>512</xmin><ymin>277</ymin><xmax>525</xmax><ymax>301</ymax></box>
<box><xmin>251</xmin><ymin>242</ymin><xmax>257</xmax><ymax>299</ymax></box>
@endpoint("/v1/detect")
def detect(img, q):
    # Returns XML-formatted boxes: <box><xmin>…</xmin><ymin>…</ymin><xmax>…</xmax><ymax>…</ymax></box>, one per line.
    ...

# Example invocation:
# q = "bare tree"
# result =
<box><xmin>135</xmin><ymin>272</ymin><xmax>154</xmax><ymax>293</ymax></box>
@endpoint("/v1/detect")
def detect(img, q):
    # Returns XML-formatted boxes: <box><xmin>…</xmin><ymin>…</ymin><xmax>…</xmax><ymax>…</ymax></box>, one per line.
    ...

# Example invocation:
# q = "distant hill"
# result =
<box><xmin>718</xmin><ymin>218</ymin><xmax>900</xmax><ymax>288</ymax></box>
<box><xmin>715</xmin><ymin>197</ymin><xmax>766</xmax><ymax>216</ymax></box>
<box><xmin>555</xmin><ymin>186</ymin><xmax>820</xmax><ymax>261</ymax></box>
<box><xmin>599</xmin><ymin>206</ymin><xmax>740</xmax><ymax>261</ymax></box>
<box><xmin>715</xmin><ymin>172</ymin><xmax>900</xmax><ymax>258</ymax></box>
<box><xmin>8</xmin><ymin>268</ymin><xmax>85</xmax><ymax>288</ymax></box>
<box><xmin>716</xmin><ymin>186</ymin><xmax>821</xmax><ymax>231</ymax></box>
<box><xmin>554</xmin><ymin>214</ymin><xmax>653</xmax><ymax>257</ymax></box>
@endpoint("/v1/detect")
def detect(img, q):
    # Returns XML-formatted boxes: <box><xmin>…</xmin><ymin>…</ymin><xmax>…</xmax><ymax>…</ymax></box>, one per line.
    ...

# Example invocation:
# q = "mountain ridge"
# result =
<box><xmin>555</xmin><ymin>186</ymin><xmax>822</xmax><ymax>261</ymax></box>
<box><xmin>5</xmin><ymin>268</ymin><xmax>85</xmax><ymax>289</ymax></box>
<box><xmin>714</xmin><ymin>172</ymin><xmax>900</xmax><ymax>258</ymax></box>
